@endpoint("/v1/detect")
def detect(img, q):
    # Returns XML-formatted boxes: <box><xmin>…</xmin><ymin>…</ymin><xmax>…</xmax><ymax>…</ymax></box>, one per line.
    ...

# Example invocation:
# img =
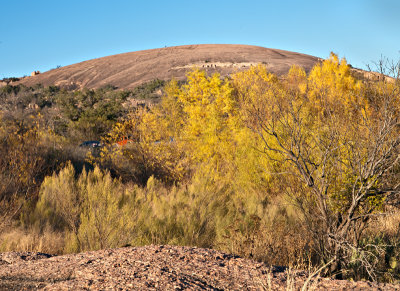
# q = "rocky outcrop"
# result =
<box><xmin>31</xmin><ymin>71</ymin><xmax>40</xmax><ymax>76</ymax></box>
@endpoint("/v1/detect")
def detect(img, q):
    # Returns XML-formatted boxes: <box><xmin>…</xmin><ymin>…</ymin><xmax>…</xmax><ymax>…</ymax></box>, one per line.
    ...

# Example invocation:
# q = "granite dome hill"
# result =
<box><xmin>17</xmin><ymin>44</ymin><xmax>321</xmax><ymax>90</ymax></box>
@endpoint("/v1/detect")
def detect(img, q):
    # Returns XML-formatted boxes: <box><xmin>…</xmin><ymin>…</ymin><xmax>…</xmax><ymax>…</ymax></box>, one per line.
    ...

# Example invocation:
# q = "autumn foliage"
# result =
<box><xmin>1</xmin><ymin>54</ymin><xmax>400</xmax><ymax>282</ymax></box>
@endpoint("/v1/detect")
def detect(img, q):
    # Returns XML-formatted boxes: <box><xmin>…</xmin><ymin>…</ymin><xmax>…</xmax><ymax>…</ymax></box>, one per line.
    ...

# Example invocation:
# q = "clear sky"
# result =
<box><xmin>0</xmin><ymin>0</ymin><xmax>399</xmax><ymax>78</ymax></box>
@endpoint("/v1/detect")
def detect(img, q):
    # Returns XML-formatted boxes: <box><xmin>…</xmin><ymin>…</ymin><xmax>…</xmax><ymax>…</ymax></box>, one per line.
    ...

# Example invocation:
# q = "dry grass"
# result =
<box><xmin>0</xmin><ymin>225</ymin><xmax>64</xmax><ymax>254</ymax></box>
<box><xmin>370</xmin><ymin>207</ymin><xmax>400</xmax><ymax>237</ymax></box>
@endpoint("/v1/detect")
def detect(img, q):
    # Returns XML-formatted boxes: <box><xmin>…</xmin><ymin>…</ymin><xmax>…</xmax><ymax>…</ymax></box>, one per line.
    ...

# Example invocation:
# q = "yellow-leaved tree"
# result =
<box><xmin>235</xmin><ymin>56</ymin><xmax>400</xmax><ymax>280</ymax></box>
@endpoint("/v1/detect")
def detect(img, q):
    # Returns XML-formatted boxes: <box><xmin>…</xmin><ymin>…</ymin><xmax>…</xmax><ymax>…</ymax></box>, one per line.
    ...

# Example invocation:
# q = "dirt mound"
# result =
<box><xmin>15</xmin><ymin>44</ymin><xmax>321</xmax><ymax>90</ymax></box>
<box><xmin>0</xmin><ymin>245</ymin><xmax>398</xmax><ymax>290</ymax></box>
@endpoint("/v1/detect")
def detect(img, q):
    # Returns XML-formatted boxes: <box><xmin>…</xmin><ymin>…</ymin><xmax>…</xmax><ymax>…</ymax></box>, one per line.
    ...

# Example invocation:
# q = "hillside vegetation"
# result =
<box><xmin>1</xmin><ymin>54</ymin><xmax>400</xmax><ymax>283</ymax></box>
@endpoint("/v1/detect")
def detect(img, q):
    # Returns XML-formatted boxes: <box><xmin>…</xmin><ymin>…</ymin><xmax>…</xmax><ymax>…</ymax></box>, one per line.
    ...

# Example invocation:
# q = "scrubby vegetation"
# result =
<box><xmin>1</xmin><ymin>55</ymin><xmax>400</xmax><ymax>283</ymax></box>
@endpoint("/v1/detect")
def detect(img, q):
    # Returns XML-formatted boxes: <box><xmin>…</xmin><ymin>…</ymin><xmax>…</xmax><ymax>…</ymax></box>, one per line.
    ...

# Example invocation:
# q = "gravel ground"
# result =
<box><xmin>0</xmin><ymin>245</ymin><xmax>398</xmax><ymax>290</ymax></box>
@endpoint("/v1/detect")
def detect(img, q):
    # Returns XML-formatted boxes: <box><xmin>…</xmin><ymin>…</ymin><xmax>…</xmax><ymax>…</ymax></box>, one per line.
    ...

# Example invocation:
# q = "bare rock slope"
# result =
<box><xmin>0</xmin><ymin>245</ymin><xmax>398</xmax><ymax>290</ymax></box>
<box><xmin>16</xmin><ymin>44</ymin><xmax>321</xmax><ymax>90</ymax></box>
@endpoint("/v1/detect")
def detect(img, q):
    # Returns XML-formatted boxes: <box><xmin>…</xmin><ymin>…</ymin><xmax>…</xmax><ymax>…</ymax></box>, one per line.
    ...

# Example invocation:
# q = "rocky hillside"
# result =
<box><xmin>14</xmin><ymin>44</ymin><xmax>321</xmax><ymax>90</ymax></box>
<box><xmin>0</xmin><ymin>245</ymin><xmax>398</xmax><ymax>290</ymax></box>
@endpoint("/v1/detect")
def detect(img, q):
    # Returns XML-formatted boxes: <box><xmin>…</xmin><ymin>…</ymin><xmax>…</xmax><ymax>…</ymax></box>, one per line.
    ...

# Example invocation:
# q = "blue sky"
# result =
<box><xmin>0</xmin><ymin>0</ymin><xmax>399</xmax><ymax>78</ymax></box>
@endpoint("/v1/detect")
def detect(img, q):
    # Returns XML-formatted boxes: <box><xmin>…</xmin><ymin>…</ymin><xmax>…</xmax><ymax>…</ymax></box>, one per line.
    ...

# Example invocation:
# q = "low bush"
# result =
<box><xmin>11</xmin><ymin>163</ymin><xmax>314</xmax><ymax>271</ymax></box>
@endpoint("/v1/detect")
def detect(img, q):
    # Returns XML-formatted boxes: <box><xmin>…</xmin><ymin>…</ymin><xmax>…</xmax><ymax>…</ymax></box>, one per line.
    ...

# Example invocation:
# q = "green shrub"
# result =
<box><xmin>34</xmin><ymin>162</ymin><xmax>82</xmax><ymax>234</ymax></box>
<box><xmin>131</xmin><ymin>79</ymin><xmax>165</xmax><ymax>100</ymax></box>
<box><xmin>33</xmin><ymin>163</ymin><xmax>137</xmax><ymax>252</ymax></box>
<box><xmin>77</xmin><ymin>166</ymin><xmax>135</xmax><ymax>251</ymax></box>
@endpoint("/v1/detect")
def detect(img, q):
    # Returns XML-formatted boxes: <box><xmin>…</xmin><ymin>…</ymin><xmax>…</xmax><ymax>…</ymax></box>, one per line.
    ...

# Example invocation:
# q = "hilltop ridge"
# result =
<box><xmin>14</xmin><ymin>44</ymin><xmax>321</xmax><ymax>90</ymax></box>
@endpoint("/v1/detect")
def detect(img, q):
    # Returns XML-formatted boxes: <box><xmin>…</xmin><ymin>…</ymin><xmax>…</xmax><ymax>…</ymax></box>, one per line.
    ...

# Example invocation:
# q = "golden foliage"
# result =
<box><xmin>5</xmin><ymin>53</ymin><xmax>400</xmax><ymax>281</ymax></box>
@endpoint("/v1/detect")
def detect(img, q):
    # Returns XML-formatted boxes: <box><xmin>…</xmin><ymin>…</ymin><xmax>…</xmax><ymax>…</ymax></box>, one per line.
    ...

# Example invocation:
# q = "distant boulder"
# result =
<box><xmin>31</xmin><ymin>71</ymin><xmax>40</xmax><ymax>76</ymax></box>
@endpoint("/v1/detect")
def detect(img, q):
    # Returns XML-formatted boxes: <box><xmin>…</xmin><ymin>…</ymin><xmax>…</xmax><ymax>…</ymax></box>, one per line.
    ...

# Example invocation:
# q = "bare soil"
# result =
<box><xmin>0</xmin><ymin>245</ymin><xmax>398</xmax><ymax>290</ymax></box>
<box><xmin>15</xmin><ymin>44</ymin><xmax>321</xmax><ymax>90</ymax></box>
